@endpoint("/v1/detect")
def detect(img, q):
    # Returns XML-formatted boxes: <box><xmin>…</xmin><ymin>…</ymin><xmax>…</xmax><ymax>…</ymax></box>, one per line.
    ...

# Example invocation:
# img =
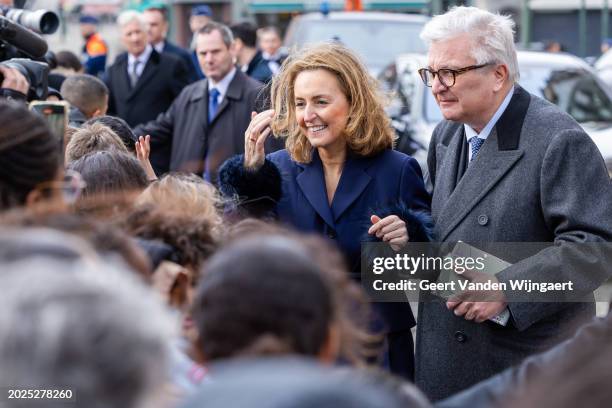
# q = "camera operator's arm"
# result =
<box><xmin>0</xmin><ymin>65</ymin><xmax>28</xmax><ymax>102</ymax></box>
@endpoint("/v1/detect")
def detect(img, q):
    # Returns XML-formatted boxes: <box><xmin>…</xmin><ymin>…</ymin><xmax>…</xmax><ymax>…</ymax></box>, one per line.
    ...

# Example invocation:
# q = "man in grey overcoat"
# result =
<box><xmin>415</xmin><ymin>6</ymin><xmax>612</xmax><ymax>401</ymax></box>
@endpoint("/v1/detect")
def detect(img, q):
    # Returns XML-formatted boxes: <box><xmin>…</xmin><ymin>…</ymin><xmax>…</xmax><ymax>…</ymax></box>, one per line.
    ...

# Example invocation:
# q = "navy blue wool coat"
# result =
<box><xmin>219</xmin><ymin>148</ymin><xmax>432</xmax><ymax>333</ymax></box>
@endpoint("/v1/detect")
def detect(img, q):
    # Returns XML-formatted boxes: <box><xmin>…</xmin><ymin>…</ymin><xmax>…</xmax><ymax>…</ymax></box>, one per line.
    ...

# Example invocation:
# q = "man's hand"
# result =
<box><xmin>0</xmin><ymin>65</ymin><xmax>29</xmax><ymax>96</ymax></box>
<box><xmin>446</xmin><ymin>298</ymin><xmax>508</xmax><ymax>323</ymax></box>
<box><xmin>369</xmin><ymin>214</ymin><xmax>409</xmax><ymax>251</ymax></box>
<box><xmin>446</xmin><ymin>271</ymin><xmax>507</xmax><ymax>323</ymax></box>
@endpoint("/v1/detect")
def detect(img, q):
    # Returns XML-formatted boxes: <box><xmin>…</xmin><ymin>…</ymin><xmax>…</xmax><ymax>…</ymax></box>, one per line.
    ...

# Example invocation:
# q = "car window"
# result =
<box><xmin>520</xmin><ymin>66</ymin><xmax>612</xmax><ymax>123</ymax></box>
<box><xmin>295</xmin><ymin>21</ymin><xmax>427</xmax><ymax>71</ymax></box>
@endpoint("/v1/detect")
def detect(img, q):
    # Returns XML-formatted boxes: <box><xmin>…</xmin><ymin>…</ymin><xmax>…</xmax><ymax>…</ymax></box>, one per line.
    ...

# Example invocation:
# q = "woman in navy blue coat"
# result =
<box><xmin>219</xmin><ymin>43</ymin><xmax>431</xmax><ymax>379</ymax></box>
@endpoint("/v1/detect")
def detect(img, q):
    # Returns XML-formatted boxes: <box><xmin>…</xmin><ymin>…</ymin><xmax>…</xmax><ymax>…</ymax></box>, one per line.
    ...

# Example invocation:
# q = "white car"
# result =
<box><xmin>382</xmin><ymin>51</ymin><xmax>612</xmax><ymax>175</ymax></box>
<box><xmin>283</xmin><ymin>12</ymin><xmax>430</xmax><ymax>76</ymax></box>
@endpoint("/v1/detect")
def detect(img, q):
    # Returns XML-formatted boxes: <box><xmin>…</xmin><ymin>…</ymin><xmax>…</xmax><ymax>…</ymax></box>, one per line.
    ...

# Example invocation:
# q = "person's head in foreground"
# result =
<box><xmin>0</xmin><ymin>229</ymin><xmax>175</xmax><ymax>408</ymax></box>
<box><xmin>270</xmin><ymin>42</ymin><xmax>394</xmax><ymax>163</ymax></box>
<box><xmin>225</xmin><ymin>220</ymin><xmax>376</xmax><ymax>366</ymax></box>
<box><xmin>68</xmin><ymin>150</ymin><xmax>149</xmax><ymax>199</ymax></box>
<box><xmin>0</xmin><ymin>102</ymin><xmax>63</xmax><ymax>211</ymax></box>
<box><xmin>419</xmin><ymin>6</ymin><xmax>518</xmax><ymax>132</ymax></box>
<box><xmin>124</xmin><ymin>173</ymin><xmax>222</xmax><ymax>339</ymax></box>
<box><xmin>65</xmin><ymin>123</ymin><xmax>128</xmax><ymax>164</ymax></box>
<box><xmin>192</xmin><ymin>236</ymin><xmax>340</xmax><ymax>364</ymax></box>
<box><xmin>180</xmin><ymin>358</ymin><xmax>430</xmax><ymax>408</ymax></box>
<box><xmin>60</xmin><ymin>74</ymin><xmax>109</xmax><ymax>119</ymax></box>
<box><xmin>84</xmin><ymin>115</ymin><xmax>137</xmax><ymax>153</ymax></box>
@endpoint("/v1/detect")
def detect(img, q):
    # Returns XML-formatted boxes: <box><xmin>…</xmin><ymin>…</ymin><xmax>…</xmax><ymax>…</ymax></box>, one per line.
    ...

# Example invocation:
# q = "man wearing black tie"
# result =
<box><xmin>105</xmin><ymin>10</ymin><xmax>189</xmax><ymax>131</ymax></box>
<box><xmin>135</xmin><ymin>22</ymin><xmax>280</xmax><ymax>178</ymax></box>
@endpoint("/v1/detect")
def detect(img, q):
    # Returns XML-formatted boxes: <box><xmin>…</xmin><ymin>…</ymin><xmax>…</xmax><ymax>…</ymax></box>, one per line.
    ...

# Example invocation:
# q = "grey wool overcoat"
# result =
<box><xmin>416</xmin><ymin>85</ymin><xmax>612</xmax><ymax>401</ymax></box>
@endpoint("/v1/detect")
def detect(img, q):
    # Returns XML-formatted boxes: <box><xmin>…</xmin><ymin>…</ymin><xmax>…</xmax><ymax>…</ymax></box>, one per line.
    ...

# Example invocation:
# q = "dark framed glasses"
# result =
<box><xmin>418</xmin><ymin>63</ymin><xmax>492</xmax><ymax>88</ymax></box>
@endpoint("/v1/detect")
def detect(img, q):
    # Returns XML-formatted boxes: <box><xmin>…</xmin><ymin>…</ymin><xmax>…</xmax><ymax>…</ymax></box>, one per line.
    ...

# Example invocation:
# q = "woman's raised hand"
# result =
<box><xmin>244</xmin><ymin>109</ymin><xmax>274</xmax><ymax>170</ymax></box>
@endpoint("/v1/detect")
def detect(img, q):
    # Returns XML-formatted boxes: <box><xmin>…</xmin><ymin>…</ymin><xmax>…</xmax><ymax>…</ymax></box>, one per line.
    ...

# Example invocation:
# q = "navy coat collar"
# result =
<box><xmin>296</xmin><ymin>150</ymin><xmax>374</xmax><ymax>228</ymax></box>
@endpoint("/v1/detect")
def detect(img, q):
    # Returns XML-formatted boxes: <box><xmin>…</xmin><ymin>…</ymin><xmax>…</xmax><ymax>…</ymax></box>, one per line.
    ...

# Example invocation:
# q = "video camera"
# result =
<box><xmin>0</xmin><ymin>6</ymin><xmax>59</xmax><ymax>101</ymax></box>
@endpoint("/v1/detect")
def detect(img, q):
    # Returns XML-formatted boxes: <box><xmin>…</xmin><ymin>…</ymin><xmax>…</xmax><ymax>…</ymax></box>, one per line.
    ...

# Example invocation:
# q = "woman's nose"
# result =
<box><xmin>303</xmin><ymin>104</ymin><xmax>316</xmax><ymax>121</ymax></box>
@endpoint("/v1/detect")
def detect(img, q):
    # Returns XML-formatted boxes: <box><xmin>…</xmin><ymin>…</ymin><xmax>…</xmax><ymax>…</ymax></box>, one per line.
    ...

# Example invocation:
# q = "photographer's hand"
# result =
<box><xmin>0</xmin><ymin>66</ymin><xmax>29</xmax><ymax>96</ymax></box>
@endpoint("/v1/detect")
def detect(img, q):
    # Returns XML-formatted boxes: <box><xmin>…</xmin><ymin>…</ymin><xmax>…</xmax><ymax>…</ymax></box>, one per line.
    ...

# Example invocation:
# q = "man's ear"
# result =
<box><xmin>493</xmin><ymin>64</ymin><xmax>510</xmax><ymax>92</ymax></box>
<box><xmin>317</xmin><ymin>323</ymin><xmax>341</xmax><ymax>364</ymax></box>
<box><xmin>90</xmin><ymin>108</ymin><xmax>103</xmax><ymax>118</ymax></box>
<box><xmin>151</xmin><ymin>261</ymin><xmax>190</xmax><ymax>307</ymax></box>
<box><xmin>230</xmin><ymin>39</ymin><xmax>240</xmax><ymax>55</ymax></box>
<box><xmin>25</xmin><ymin>188</ymin><xmax>43</xmax><ymax>207</ymax></box>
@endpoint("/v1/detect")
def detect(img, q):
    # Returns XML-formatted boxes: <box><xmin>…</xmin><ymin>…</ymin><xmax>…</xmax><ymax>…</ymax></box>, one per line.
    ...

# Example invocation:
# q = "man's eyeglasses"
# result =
<box><xmin>418</xmin><ymin>63</ymin><xmax>492</xmax><ymax>88</ymax></box>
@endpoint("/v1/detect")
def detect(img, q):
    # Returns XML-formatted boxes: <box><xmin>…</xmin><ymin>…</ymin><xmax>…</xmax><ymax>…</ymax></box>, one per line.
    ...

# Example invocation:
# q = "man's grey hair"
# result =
<box><xmin>117</xmin><ymin>10</ymin><xmax>147</xmax><ymax>29</ymax></box>
<box><xmin>198</xmin><ymin>22</ymin><xmax>234</xmax><ymax>48</ymax></box>
<box><xmin>420</xmin><ymin>6</ymin><xmax>519</xmax><ymax>83</ymax></box>
<box><xmin>0</xmin><ymin>253</ymin><xmax>175</xmax><ymax>408</ymax></box>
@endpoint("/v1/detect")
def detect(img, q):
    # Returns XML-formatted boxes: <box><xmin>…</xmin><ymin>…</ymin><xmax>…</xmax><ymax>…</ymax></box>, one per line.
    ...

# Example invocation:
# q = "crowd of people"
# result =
<box><xmin>0</xmin><ymin>3</ymin><xmax>611</xmax><ymax>408</ymax></box>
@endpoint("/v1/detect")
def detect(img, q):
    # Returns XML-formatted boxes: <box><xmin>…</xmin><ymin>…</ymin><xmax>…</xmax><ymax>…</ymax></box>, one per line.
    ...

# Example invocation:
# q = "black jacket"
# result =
<box><xmin>161</xmin><ymin>40</ymin><xmax>199</xmax><ymax>83</ymax></box>
<box><xmin>245</xmin><ymin>50</ymin><xmax>273</xmax><ymax>84</ymax></box>
<box><xmin>105</xmin><ymin>49</ymin><xmax>189</xmax><ymax>129</ymax></box>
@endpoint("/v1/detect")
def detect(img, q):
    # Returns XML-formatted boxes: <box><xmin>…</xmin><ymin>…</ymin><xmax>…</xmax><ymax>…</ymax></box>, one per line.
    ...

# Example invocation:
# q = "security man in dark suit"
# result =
<box><xmin>143</xmin><ymin>6</ymin><xmax>198</xmax><ymax>83</ymax></box>
<box><xmin>105</xmin><ymin>10</ymin><xmax>189</xmax><ymax>130</ymax></box>
<box><xmin>134</xmin><ymin>22</ymin><xmax>282</xmax><ymax>179</ymax></box>
<box><xmin>231</xmin><ymin>22</ymin><xmax>273</xmax><ymax>84</ymax></box>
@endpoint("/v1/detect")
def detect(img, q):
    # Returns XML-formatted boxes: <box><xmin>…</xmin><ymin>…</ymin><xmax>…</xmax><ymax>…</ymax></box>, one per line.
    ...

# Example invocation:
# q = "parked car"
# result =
<box><xmin>283</xmin><ymin>12</ymin><xmax>430</xmax><ymax>76</ymax></box>
<box><xmin>594</xmin><ymin>48</ymin><xmax>612</xmax><ymax>88</ymax></box>
<box><xmin>380</xmin><ymin>51</ymin><xmax>612</xmax><ymax>175</ymax></box>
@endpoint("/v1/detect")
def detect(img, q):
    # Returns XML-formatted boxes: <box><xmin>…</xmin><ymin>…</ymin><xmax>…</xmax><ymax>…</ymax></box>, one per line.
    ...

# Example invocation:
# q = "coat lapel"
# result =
<box><xmin>296</xmin><ymin>152</ymin><xmax>335</xmax><ymax>228</ymax></box>
<box><xmin>331</xmin><ymin>154</ymin><xmax>372</xmax><ymax>221</ymax></box>
<box><xmin>116</xmin><ymin>56</ymin><xmax>131</xmax><ymax>98</ymax></box>
<box><xmin>436</xmin><ymin>130</ymin><xmax>524</xmax><ymax>241</ymax></box>
<box><xmin>435</xmin><ymin>86</ymin><xmax>530</xmax><ymax>241</ymax></box>
<box><xmin>432</xmin><ymin>124</ymin><xmax>465</xmax><ymax>217</ymax></box>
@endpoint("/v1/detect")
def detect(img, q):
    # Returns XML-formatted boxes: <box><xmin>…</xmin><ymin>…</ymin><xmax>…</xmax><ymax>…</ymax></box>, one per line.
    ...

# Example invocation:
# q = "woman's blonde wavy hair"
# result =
<box><xmin>270</xmin><ymin>42</ymin><xmax>395</xmax><ymax>163</ymax></box>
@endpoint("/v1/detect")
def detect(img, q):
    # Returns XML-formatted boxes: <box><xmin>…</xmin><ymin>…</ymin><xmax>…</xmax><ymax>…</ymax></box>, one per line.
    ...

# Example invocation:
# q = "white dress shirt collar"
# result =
<box><xmin>153</xmin><ymin>40</ymin><xmax>165</xmax><ymax>54</ymax></box>
<box><xmin>261</xmin><ymin>51</ymin><xmax>282</xmax><ymax>62</ymax></box>
<box><xmin>464</xmin><ymin>85</ymin><xmax>515</xmax><ymax>159</ymax></box>
<box><xmin>208</xmin><ymin>67</ymin><xmax>237</xmax><ymax>103</ymax></box>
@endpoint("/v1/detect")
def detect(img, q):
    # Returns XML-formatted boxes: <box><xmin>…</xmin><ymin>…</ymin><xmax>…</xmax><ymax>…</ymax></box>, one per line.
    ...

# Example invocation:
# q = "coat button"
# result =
<box><xmin>327</xmin><ymin>229</ymin><xmax>337</xmax><ymax>239</ymax></box>
<box><xmin>454</xmin><ymin>331</ymin><xmax>467</xmax><ymax>343</ymax></box>
<box><xmin>477</xmin><ymin>214</ymin><xmax>489</xmax><ymax>226</ymax></box>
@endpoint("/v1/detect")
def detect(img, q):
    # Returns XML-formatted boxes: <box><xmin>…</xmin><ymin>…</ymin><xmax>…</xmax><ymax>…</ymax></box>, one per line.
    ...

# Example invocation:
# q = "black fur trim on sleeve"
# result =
<box><xmin>217</xmin><ymin>154</ymin><xmax>282</xmax><ymax>219</ymax></box>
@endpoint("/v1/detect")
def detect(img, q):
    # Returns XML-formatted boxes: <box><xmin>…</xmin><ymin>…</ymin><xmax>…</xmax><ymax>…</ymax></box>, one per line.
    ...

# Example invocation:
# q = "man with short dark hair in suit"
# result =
<box><xmin>143</xmin><ymin>6</ymin><xmax>198</xmax><ymax>83</ymax></box>
<box><xmin>415</xmin><ymin>6</ymin><xmax>612</xmax><ymax>402</ymax></box>
<box><xmin>134</xmin><ymin>22</ymin><xmax>281</xmax><ymax>179</ymax></box>
<box><xmin>105</xmin><ymin>10</ymin><xmax>189</xmax><ymax>131</ymax></box>
<box><xmin>231</xmin><ymin>22</ymin><xmax>273</xmax><ymax>84</ymax></box>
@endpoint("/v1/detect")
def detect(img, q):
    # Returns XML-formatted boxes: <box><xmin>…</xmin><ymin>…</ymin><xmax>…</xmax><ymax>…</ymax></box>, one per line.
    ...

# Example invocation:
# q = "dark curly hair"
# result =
<box><xmin>122</xmin><ymin>173</ymin><xmax>222</xmax><ymax>269</ymax></box>
<box><xmin>123</xmin><ymin>205</ymin><xmax>218</xmax><ymax>269</ymax></box>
